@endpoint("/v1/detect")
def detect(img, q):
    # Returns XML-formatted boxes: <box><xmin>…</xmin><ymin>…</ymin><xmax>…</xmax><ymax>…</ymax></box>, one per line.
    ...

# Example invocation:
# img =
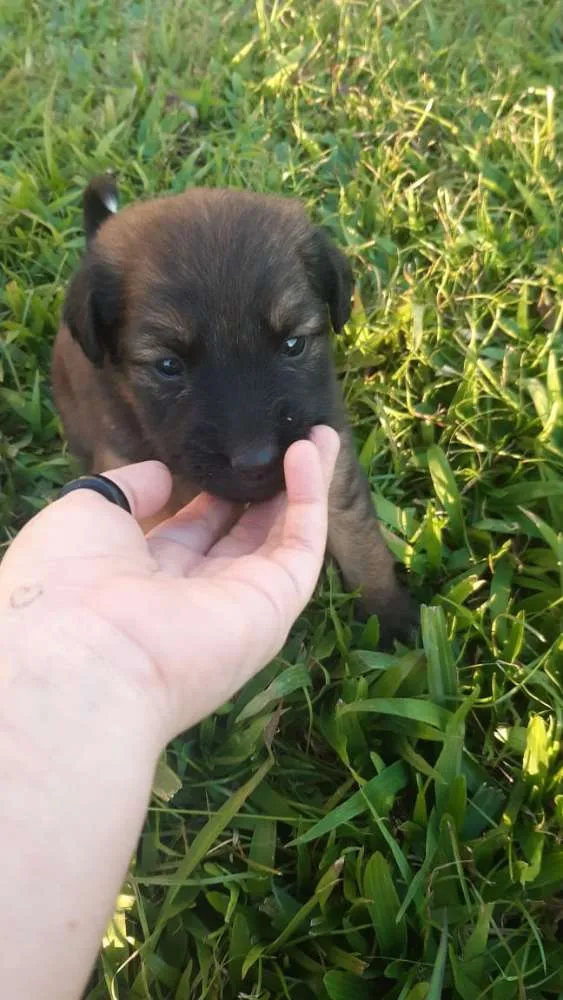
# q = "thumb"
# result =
<box><xmin>70</xmin><ymin>461</ymin><xmax>174</xmax><ymax>523</ymax></box>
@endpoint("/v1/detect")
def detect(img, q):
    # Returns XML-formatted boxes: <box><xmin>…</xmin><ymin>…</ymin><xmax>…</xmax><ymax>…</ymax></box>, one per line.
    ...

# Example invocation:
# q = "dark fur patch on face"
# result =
<box><xmin>62</xmin><ymin>187</ymin><xmax>353</xmax><ymax>503</ymax></box>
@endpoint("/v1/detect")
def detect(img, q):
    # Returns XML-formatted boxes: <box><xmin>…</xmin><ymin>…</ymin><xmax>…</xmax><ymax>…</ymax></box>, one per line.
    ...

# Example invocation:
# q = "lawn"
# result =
<box><xmin>1</xmin><ymin>0</ymin><xmax>562</xmax><ymax>997</ymax></box>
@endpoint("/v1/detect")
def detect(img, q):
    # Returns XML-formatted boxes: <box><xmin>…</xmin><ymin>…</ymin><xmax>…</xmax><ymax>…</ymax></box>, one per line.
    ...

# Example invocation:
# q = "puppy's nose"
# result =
<box><xmin>230</xmin><ymin>442</ymin><xmax>280</xmax><ymax>479</ymax></box>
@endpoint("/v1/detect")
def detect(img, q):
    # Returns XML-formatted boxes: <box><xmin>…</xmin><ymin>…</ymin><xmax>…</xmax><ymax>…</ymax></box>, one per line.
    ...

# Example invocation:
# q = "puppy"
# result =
<box><xmin>52</xmin><ymin>175</ymin><xmax>417</xmax><ymax>645</ymax></box>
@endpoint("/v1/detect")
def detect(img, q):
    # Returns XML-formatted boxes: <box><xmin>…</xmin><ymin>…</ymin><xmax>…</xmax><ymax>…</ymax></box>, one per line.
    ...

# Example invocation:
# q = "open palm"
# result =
<box><xmin>0</xmin><ymin>427</ymin><xmax>339</xmax><ymax>740</ymax></box>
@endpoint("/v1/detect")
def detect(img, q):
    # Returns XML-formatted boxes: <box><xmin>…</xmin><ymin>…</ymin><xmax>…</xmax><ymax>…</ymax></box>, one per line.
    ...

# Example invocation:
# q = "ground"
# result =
<box><xmin>1</xmin><ymin>1</ymin><xmax>562</xmax><ymax>997</ymax></box>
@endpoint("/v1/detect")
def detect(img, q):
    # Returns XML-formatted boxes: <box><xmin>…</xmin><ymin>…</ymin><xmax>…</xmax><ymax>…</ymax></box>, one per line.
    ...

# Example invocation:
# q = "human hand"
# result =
<box><xmin>0</xmin><ymin>427</ymin><xmax>339</xmax><ymax>741</ymax></box>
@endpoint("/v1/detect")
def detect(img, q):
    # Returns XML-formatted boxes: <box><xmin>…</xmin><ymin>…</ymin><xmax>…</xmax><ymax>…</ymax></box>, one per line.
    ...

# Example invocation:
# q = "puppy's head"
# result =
<box><xmin>63</xmin><ymin>176</ymin><xmax>353</xmax><ymax>502</ymax></box>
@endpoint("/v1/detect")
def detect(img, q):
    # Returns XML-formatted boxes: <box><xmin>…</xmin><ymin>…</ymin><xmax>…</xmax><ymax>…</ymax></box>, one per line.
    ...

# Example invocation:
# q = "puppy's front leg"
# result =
<box><xmin>327</xmin><ymin>429</ymin><xmax>418</xmax><ymax>646</ymax></box>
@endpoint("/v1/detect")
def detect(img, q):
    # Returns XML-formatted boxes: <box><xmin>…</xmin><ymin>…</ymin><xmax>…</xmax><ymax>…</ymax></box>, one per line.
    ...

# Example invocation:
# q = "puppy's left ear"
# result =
<box><xmin>308</xmin><ymin>228</ymin><xmax>354</xmax><ymax>333</ymax></box>
<box><xmin>62</xmin><ymin>253</ymin><xmax>123</xmax><ymax>367</ymax></box>
<box><xmin>83</xmin><ymin>173</ymin><xmax>119</xmax><ymax>245</ymax></box>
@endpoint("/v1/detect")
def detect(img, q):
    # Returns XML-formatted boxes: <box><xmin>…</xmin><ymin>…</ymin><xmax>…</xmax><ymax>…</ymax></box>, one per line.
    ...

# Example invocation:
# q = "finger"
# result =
<box><xmin>205</xmin><ymin>493</ymin><xmax>285</xmax><ymax>560</ymax></box>
<box><xmin>147</xmin><ymin>493</ymin><xmax>242</xmax><ymax>575</ymax></box>
<box><xmin>259</xmin><ymin>431</ymin><xmax>337</xmax><ymax>602</ymax></box>
<box><xmin>0</xmin><ymin>462</ymin><xmax>172</xmax><ymax>604</ymax></box>
<box><xmin>206</xmin><ymin>426</ymin><xmax>340</xmax><ymax>561</ymax></box>
<box><xmin>262</xmin><ymin>426</ymin><xmax>340</xmax><ymax>552</ymax></box>
<box><xmin>308</xmin><ymin>425</ymin><xmax>341</xmax><ymax>489</ymax></box>
<box><xmin>98</xmin><ymin>461</ymin><xmax>173</xmax><ymax>522</ymax></box>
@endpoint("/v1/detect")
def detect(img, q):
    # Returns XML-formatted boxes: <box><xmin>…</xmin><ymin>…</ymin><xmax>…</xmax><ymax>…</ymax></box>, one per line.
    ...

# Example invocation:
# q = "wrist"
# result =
<box><xmin>0</xmin><ymin>603</ymin><xmax>169</xmax><ymax>757</ymax></box>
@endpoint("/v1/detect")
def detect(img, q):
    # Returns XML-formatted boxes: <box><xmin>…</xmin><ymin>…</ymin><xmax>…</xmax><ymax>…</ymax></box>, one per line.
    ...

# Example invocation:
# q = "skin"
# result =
<box><xmin>0</xmin><ymin>426</ymin><xmax>339</xmax><ymax>1000</ymax></box>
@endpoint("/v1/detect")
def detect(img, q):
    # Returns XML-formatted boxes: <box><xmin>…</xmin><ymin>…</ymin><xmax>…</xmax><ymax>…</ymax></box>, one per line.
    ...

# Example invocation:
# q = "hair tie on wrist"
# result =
<box><xmin>58</xmin><ymin>474</ymin><xmax>132</xmax><ymax>514</ymax></box>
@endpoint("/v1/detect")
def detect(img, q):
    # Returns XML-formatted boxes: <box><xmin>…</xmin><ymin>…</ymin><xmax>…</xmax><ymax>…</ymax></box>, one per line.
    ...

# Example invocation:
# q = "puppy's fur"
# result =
<box><xmin>52</xmin><ymin>176</ymin><xmax>417</xmax><ymax>645</ymax></box>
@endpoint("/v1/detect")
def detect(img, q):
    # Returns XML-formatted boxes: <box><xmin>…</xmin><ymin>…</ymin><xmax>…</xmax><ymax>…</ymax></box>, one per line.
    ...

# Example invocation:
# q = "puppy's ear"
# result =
<box><xmin>308</xmin><ymin>228</ymin><xmax>354</xmax><ymax>333</ymax></box>
<box><xmin>83</xmin><ymin>173</ymin><xmax>119</xmax><ymax>245</ymax></box>
<box><xmin>62</xmin><ymin>254</ymin><xmax>123</xmax><ymax>367</ymax></box>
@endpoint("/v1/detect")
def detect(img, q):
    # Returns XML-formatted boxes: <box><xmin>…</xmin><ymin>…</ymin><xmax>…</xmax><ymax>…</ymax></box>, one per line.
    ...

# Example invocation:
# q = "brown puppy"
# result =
<box><xmin>52</xmin><ymin>176</ymin><xmax>417</xmax><ymax>645</ymax></box>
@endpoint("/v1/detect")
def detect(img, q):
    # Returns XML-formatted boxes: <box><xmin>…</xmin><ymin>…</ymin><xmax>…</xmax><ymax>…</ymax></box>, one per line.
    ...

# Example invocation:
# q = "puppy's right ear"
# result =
<box><xmin>306</xmin><ymin>228</ymin><xmax>354</xmax><ymax>334</ymax></box>
<box><xmin>62</xmin><ymin>254</ymin><xmax>123</xmax><ymax>367</ymax></box>
<box><xmin>83</xmin><ymin>173</ymin><xmax>119</xmax><ymax>244</ymax></box>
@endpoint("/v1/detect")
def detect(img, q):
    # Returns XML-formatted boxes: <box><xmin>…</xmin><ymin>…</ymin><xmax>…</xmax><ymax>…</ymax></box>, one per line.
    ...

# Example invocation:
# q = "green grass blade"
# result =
<box><xmin>421</xmin><ymin>605</ymin><xmax>458</xmax><ymax>708</ymax></box>
<box><xmin>267</xmin><ymin>857</ymin><xmax>344</xmax><ymax>952</ymax></box>
<box><xmin>364</xmin><ymin>851</ymin><xmax>408</xmax><ymax>956</ymax></box>
<box><xmin>289</xmin><ymin>761</ymin><xmax>408</xmax><ymax>846</ymax></box>
<box><xmin>427</xmin><ymin>916</ymin><xmax>449</xmax><ymax>1000</ymax></box>
<box><xmin>152</xmin><ymin>755</ymin><xmax>183</xmax><ymax>803</ymax></box>
<box><xmin>248</xmin><ymin>817</ymin><xmax>277</xmax><ymax>894</ymax></box>
<box><xmin>434</xmin><ymin>689</ymin><xmax>478</xmax><ymax>820</ymax></box>
<box><xmin>427</xmin><ymin>445</ymin><xmax>465</xmax><ymax>544</ymax></box>
<box><xmin>236</xmin><ymin>663</ymin><xmax>311</xmax><ymax>721</ymax></box>
<box><xmin>154</xmin><ymin>755</ymin><xmax>273</xmax><ymax>937</ymax></box>
<box><xmin>340</xmin><ymin>698</ymin><xmax>452</xmax><ymax>731</ymax></box>
<box><xmin>324</xmin><ymin>971</ymin><xmax>372</xmax><ymax>1000</ymax></box>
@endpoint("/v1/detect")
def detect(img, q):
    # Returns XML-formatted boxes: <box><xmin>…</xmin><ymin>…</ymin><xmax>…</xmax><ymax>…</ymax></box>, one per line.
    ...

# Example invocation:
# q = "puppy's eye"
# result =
<box><xmin>281</xmin><ymin>336</ymin><xmax>306</xmax><ymax>358</ymax></box>
<box><xmin>154</xmin><ymin>357</ymin><xmax>185</xmax><ymax>378</ymax></box>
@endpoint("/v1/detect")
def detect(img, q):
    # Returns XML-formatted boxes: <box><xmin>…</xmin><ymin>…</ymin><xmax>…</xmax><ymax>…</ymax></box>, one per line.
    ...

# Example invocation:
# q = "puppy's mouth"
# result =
<box><xmin>171</xmin><ymin>422</ymin><xmax>314</xmax><ymax>504</ymax></box>
<box><xmin>175</xmin><ymin>440</ymin><xmax>298</xmax><ymax>503</ymax></box>
<box><xmin>198</xmin><ymin>463</ymin><xmax>286</xmax><ymax>504</ymax></box>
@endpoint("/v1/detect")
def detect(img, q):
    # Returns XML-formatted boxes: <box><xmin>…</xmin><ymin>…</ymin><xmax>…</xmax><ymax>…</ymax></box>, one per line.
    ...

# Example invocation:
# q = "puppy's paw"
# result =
<box><xmin>358</xmin><ymin>586</ymin><xmax>419</xmax><ymax>650</ymax></box>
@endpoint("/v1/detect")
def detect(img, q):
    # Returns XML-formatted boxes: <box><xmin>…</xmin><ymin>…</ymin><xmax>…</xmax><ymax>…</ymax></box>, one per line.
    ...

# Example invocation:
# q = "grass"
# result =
<box><xmin>1</xmin><ymin>0</ymin><xmax>562</xmax><ymax>996</ymax></box>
